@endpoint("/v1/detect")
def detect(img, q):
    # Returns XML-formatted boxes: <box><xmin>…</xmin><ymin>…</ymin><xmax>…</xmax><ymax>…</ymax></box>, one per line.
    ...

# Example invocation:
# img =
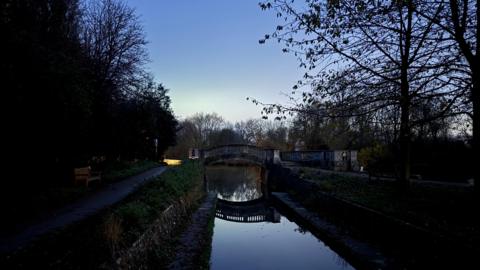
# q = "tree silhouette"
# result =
<box><xmin>1</xmin><ymin>0</ymin><xmax>177</xmax><ymax>194</ymax></box>
<box><xmin>256</xmin><ymin>0</ymin><xmax>468</xmax><ymax>189</ymax></box>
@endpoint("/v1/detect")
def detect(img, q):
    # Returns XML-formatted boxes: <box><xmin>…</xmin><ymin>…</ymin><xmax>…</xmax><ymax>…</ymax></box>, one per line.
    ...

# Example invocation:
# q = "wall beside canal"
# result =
<box><xmin>280</xmin><ymin>150</ymin><xmax>359</xmax><ymax>171</ymax></box>
<box><xmin>266</xmin><ymin>164</ymin><xmax>477</xmax><ymax>269</ymax></box>
<box><xmin>114</xmin><ymin>189</ymin><xmax>204</xmax><ymax>269</ymax></box>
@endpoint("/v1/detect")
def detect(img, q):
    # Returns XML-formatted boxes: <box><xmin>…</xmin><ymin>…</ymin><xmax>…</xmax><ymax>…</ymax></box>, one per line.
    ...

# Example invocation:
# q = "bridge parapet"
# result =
<box><xmin>215</xmin><ymin>198</ymin><xmax>280</xmax><ymax>223</ymax></box>
<box><xmin>202</xmin><ymin>144</ymin><xmax>274</xmax><ymax>165</ymax></box>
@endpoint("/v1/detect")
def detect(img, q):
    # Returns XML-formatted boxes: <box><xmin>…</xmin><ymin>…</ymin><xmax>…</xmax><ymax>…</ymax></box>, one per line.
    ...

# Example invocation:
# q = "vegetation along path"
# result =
<box><xmin>0</xmin><ymin>166</ymin><xmax>167</xmax><ymax>253</ymax></box>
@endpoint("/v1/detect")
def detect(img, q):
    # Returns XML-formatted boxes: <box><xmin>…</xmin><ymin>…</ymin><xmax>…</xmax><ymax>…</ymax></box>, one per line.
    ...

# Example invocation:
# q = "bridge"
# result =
<box><xmin>201</xmin><ymin>144</ymin><xmax>277</xmax><ymax>166</ymax></box>
<box><xmin>215</xmin><ymin>197</ymin><xmax>280</xmax><ymax>223</ymax></box>
<box><xmin>192</xmin><ymin>145</ymin><xmax>359</xmax><ymax>171</ymax></box>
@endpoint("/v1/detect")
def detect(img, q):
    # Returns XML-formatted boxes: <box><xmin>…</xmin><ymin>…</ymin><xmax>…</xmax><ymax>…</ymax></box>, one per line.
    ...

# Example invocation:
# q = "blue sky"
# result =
<box><xmin>126</xmin><ymin>0</ymin><xmax>304</xmax><ymax>122</ymax></box>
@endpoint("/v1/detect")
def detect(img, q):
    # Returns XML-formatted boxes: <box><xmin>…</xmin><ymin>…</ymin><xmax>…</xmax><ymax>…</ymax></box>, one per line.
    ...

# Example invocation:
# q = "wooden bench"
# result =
<box><xmin>74</xmin><ymin>166</ymin><xmax>102</xmax><ymax>187</ymax></box>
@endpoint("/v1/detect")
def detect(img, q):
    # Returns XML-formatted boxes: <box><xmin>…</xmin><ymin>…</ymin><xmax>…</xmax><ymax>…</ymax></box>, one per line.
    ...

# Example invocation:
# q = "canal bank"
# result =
<box><xmin>168</xmin><ymin>193</ymin><xmax>217</xmax><ymax>270</ymax></box>
<box><xmin>271</xmin><ymin>192</ymin><xmax>391</xmax><ymax>270</ymax></box>
<box><xmin>267</xmin><ymin>163</ymin><xmax>478</xmax><ymax>269</ymax></box>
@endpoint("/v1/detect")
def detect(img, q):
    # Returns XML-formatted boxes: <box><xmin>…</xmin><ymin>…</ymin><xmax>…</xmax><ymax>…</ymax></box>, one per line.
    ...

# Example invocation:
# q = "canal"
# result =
<box><xmin>205</xmin><ymin>165</ymin><xmax>355</xmax><ymax>270</ymax></box>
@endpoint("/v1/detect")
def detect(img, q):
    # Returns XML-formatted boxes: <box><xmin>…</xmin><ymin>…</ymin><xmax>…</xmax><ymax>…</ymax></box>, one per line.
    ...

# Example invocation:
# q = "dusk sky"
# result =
<box><xmin>126</xmin><ymin>0</ymin><xmax>305</xmax><ymax>122</ymax></box>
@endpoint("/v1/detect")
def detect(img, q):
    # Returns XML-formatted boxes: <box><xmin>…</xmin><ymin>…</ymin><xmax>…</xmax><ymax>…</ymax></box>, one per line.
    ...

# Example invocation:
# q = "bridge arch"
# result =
<box><xmin>202</xmin><ymin>144</ymin><xmax>274</xmax><ymax>166</ymax></box>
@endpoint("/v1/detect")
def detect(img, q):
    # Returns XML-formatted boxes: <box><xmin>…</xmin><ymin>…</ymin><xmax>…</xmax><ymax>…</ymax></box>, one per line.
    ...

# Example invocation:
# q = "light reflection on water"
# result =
<box><xmin>210</xmin><ymin>212</ymin><xmax>354</xmax><ymax>270</ymax></box>
<box><xmin>205</xmin><ymin>165</ymin><xmax>263</xmax><ymax>202</ymax></box>
<box><xmin>207</xmin><ymin>165</ymin><xmax>355</xmax><ymax>270</ymax></box>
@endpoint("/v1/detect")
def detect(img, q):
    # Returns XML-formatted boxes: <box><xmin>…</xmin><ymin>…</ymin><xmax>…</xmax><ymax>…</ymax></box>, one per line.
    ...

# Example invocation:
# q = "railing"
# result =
<box><xmin>280</xmin><ymin>150</ymin><xmax>334</xmax><ymax>162</ymax></box>
<box><xmin>280</xmin><ymin>150</ymin><xmax>359</xmax><ymax>171</ymax></box>
<box><xmin>215</xmin><ymin>211</ymin><xmax>267</xmax><ymax>223</ymax></box>
<box><xmin>202</xmin><ymin>144</ymin><xmax>273</xmax><ymax>164</ymax></box>
<box><xmin>215</xmin><ymin>198</ymin><xmax>279</xmax><ymax>223</ymax></box>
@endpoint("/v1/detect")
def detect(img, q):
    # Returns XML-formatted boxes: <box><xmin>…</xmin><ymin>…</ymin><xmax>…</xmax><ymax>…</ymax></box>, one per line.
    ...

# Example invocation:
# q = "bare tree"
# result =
<box><xmin>416</xmin><ymin>0</ymin><xmax>478</xmax><ymax>194</ymax></box>
<box><xmin>256</xmin><ymin>0</ymin><xmax>464</xmax><ymax>188</ymax></box>
<box><xmin>80</xmin><ymin>0</ymin><xmax>148</xmax><ymax>92</ymax></box>
<box><xmin>259</xmin><ymin>121</ymin><xmax>290</xmax><ymax>150</ymax></box>
<box><xmin>234</xmin><ymin>119</ymin><xmax>265</xmax><ymax>145</ymax></box>
<box><xmin>180</xmin><ymin>112</ymin><xmax>226</xmax><ymax>148</ymax></box>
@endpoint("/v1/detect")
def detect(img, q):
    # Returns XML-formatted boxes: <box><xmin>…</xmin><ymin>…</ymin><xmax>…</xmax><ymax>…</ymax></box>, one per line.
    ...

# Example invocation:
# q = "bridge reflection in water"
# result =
<box><xmin>205</xmin><ymin>165</ymin><xmax>263</xmax><ymax>202</ymax></box>
<box><xmin>215</xmin><ymin>197</ymin><xmax>280</xmax><ymax>223</ymax></box>
<box><xmin>208</xmin><ymin>165</ymin><xmax>355</xmax><ymax>270</ymax></box>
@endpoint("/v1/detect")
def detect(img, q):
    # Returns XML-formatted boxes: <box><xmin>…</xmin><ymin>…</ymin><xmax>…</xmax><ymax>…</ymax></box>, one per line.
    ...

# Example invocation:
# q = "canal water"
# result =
<box><xmin>206</xmin><ymin>165</ymin><xmax>355</xmax><ymax>270</ymax></box>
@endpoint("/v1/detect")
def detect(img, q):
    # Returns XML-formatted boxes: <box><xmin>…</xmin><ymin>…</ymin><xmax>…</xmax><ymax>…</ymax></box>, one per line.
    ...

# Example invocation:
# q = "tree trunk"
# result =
<box><xmin>399</xmin><ymin>83</ymin><xmax>411</xmax><ymax>192</ymax></box>
<box><xmin>474</xmin><ymin>0</ymin><xmax>480</xmax><ymax>200</ymax></box>
<box><xmin>397</xmin><ymin>0</ymin><xmax>413</xmax><ymax>193</ymax></box>
<box><xmin>399</xmin><ymin>46</ymin><xmax>411</xmax><ymax>191</ymax></box>
<box><xmin>472</xmin><ymin>66</ymin><xmax>479</xmax><ymax>198</ymax></box>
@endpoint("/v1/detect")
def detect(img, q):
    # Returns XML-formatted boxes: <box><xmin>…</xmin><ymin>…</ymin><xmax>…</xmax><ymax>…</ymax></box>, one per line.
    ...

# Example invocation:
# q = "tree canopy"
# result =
<box><xmin>1</xmin><ymin>0</ymin><xmax>177</xmax><ymax>188</ymax></box>
<box><xmin>254</xmin><ymin>0</ymin><xmax>477</xmax><ymax>189</ymax></box>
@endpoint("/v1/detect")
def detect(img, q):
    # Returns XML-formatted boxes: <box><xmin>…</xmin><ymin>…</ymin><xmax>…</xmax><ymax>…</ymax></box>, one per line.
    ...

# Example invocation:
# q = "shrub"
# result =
<box><xmin>358</xmin><ymin>144</ymin><xmax>394</xmax><ymax>176</ymax></box>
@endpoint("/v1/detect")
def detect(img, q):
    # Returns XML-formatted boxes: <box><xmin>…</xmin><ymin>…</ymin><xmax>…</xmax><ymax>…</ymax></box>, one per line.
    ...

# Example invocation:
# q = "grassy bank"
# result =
<box><xmin>105</xmin><ymin>161</ymin><xmax>203</xmax><ymax>246</ymax></box>
<box><xmin>1</xmin><ymin>161</ymin><xmax>204</xmax><ymax>269</ymax></box>
<box><xmin>293</xmin><ymin>167</ymin><xmax>478</xmax><ymax>247</ymax></box>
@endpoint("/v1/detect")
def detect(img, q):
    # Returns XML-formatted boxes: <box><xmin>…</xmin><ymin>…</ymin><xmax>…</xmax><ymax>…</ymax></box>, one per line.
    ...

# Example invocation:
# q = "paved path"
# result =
<box><xmin>0</xmin><ymin>166</ymin><xmax>167</xmax><ymax>253</ymax></box>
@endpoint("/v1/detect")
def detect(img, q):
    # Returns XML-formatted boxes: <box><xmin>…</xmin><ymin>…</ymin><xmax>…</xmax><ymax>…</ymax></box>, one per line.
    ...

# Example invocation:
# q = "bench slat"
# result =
<box><xmin>74</xmin><ymin>166</ymin><xmax>102</xmax><ymax>187</ymax></box>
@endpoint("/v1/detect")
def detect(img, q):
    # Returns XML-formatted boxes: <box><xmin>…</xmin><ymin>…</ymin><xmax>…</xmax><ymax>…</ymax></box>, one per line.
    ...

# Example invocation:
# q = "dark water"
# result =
<box><xmin>206</xmin><ymin>165</ymin><xmax>355</xmax><ymax>270</ymax></box>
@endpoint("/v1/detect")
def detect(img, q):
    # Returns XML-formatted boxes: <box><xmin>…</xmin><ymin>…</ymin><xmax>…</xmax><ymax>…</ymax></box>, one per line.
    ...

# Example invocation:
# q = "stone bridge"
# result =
<box><xmin>215</xmin><ymin>197</ymin><xmax>280</xmax><ymax>223</ymax></box>
<box><xmin>201</xmin><ymin>144</ymin><xmax>276</xmax><ymax>166</ymax></box>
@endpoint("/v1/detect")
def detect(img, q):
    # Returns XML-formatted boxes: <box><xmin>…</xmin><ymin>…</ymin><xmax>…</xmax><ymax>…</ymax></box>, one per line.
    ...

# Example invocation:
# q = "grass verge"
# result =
<box><xmin>294</xmin><ymin>167</ymin><xmax>478</xmax><ymax>247</ymax></box>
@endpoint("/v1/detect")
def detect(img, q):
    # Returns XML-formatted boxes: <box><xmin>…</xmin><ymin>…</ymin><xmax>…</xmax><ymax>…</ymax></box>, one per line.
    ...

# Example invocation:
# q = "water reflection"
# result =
<box><xmin>205</xmin><ymin>165</ymin><xmax>262</xmax><ymax>201</ymax></box>
<box><xmin>215</xmin><ymin>198</ymin><xmax>281</xmax><ymax>223</ymax></box>
<box><xmin>208</xmin><ymin>165</ymin><xmax>355</xmax><ymax>270</ymax></box>
<box><xmin>210</xmin><ymin>210</ymin><xmax>354</xmax><ymax>270</ymax></box>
